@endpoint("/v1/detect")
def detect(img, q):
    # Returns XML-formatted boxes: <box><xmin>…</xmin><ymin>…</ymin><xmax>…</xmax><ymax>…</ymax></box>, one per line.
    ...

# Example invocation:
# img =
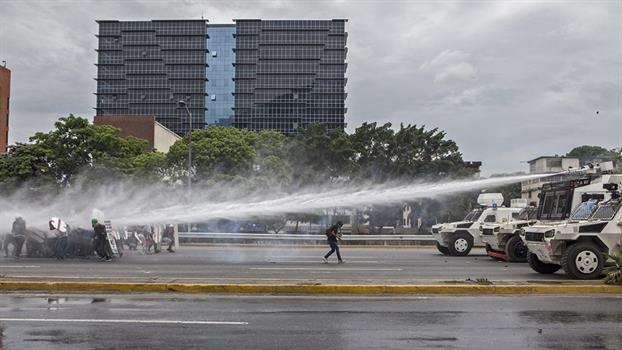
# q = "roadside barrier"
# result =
<box><xmin>178</xmin><ymin>233</ymin><xmax>436</xmax><ymax>245</ymax></box>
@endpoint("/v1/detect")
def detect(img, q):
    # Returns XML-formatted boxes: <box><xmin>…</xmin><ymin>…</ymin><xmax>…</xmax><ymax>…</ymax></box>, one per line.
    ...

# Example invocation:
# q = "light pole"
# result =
<box><xmin>178</xmin><ymin>100</ymin><xmax>192</xmax><ymax>205</ymax></box>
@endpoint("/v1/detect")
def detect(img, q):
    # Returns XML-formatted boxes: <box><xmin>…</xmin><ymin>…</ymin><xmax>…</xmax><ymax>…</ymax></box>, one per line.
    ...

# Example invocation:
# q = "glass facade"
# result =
<box><xmin>233</xmin><ymin>19</ymin><xmax>348</xmax><ymax>135</ymax></box>
<box><xmin>96</xmin><ymin>19</ymin><xmax>348</xmax><ymax>136</ymax></box>
<box><xmin>95</xmin><ymin>20</ymin><xmax>208</xmax><ymax>136</ymax></box>
<box><xmin>206</xmin><ymin>24</ymin><xmax>236</xmax><ymax>126</ymax></box>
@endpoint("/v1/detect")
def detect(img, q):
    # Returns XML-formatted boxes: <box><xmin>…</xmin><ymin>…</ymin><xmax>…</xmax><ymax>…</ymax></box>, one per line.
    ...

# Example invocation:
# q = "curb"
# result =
<box><xmin>1</xmin><ymin>281</ymin><xmax>621</xmax><ymax>295</ymax></box>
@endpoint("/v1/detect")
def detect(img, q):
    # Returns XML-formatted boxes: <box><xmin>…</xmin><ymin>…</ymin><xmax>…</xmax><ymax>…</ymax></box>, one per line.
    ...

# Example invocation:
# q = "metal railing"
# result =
<box><xmin>179</xmin><ymin>232</ymin><xmax>435</xmax><ymax>241</ymax></box>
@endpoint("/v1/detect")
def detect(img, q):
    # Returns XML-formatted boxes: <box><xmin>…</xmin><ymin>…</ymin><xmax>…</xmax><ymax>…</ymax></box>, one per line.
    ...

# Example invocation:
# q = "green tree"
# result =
<box><xmin>167</xmin><ymin>126</ymin><xmax>257</xmax><ymax>183</ymax></box>
<box><xmin>0</xmin><ymin>115</ymin><xmax>147</xmax><ymax>188</ymax></box>
<box><xmin>350</xmin><ymin>122</ymin><xmax>395</xmax><ymax>182</ymax></box>
<box><xmin>285</xmin><ymin>124</ymin><xmax>355</xmax><ymax>185</ymax></box>
<box><xmin>249</xmin><ymin>131</ymin><xmax>291</xmax><ymax>187</ymax></box>
<box><xmin>350</xmin><ymin>122</ymin><xmax>473</xmax><ymax>182</ymax></box>
<box><xmin>567</xmin><ymin>145</ymin><xmax>621</xmax><ymax>166</ymax></box>
<box><xmin>390</xmin><ymin>124</ymin><xmax>468</xmax><ymax>180</ymax></box>
<box><xmin>128</xmin><ymin>151</ymin><xmax>168</xmax><ymax>182</ymax></box>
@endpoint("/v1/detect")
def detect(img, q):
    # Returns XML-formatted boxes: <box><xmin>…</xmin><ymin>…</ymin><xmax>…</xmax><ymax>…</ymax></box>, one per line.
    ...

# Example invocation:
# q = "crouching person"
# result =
<box><xmin>91</xmin><ymin>219</ymin><xmax>112</xmax><ymax>262</ymax></box>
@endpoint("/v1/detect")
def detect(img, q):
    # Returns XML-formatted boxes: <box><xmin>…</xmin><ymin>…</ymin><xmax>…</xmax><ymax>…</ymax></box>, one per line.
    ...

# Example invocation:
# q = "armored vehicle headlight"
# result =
<box><xmin>479</xmin><ymin>226</ymin><xmax>483</xmax><ymax>232</ymax></box>
<box><xmin>544</xmin><ymin>230</ymin><xmax>555</xmax><ymax>238</ymax></box>
<box><xmin>494</xmin><ymin>227</ymin><xmax>500</xmax><ymax>232</ymax></box>
<box><xmin>519</xmin><ymin>229</ymin><xmax>525</xmax><ymax>237</ymax></box>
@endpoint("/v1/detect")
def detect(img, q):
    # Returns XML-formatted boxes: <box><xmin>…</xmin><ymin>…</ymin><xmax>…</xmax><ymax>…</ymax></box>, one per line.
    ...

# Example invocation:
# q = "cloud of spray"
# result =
<box><xmin>0</xmin><ymin>173</ymin><xmax>546</xmax><ymax>232</ymax></box>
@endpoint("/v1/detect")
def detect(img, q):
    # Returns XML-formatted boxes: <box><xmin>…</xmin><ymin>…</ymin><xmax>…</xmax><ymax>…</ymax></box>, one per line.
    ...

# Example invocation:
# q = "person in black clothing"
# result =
<box><xmin>11</xmin><ymin>217</ymin><xmax>27</xmax><ymax>258</ymax></box>
<box><xmin>92</xmin><ymin>218</ymin><xmax>112</xmax><ymax>261</ymax></box>
<box><xmin>323</xmin><ymin>221</ymin><xmax>344</xmax><ymax>263</ymax></box>
<box><xmin>162</xmin><ymin>224</ymin><xmax>175</xmax><ymax>253</ymax></box>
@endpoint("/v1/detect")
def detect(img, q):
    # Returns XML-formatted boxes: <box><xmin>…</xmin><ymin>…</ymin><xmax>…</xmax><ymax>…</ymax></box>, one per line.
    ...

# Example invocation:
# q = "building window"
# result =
<box><xmin>546</xmin><ymin>158</ymin><xmax>562</xmax><ymax>168</ymax></box>
<box><xmin>211</xmin><ymin>94</ymin><xmax>216</xmax><ymax>101</ymax></box>
<box><xmin>212</xmin><ymin>51</ymin><xmax>217</xmax><ymax>57</ymax></box>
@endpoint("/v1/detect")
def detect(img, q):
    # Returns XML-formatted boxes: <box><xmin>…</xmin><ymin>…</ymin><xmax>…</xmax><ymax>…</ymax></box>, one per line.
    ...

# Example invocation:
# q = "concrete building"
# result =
<box><xmin>233</xmin><ymin>19</ymin><xmax>348</xmax><ymax>134</ymax></box>
<box><xmin>95</xmin><ymin>20</ymin><xmax>208</xmax><ymax>136</ymax></box>
<box><xmin>521</xmin><ymin>156</ymin><xmax>581</xmax><ymax>204</ymax></box>
<box><xmin>94</xmin><ymin>115</ymin><xmax>180</xmax><ymax>153</ymax></box>
<box><xmin>0</xmin><ymin>65</ymin><xmax>10</xmax><ymax>154</ymax></box>
<box><xmin>527</xmin><ymin>156</ymin><xmax>580</xmax><ymax>174</ymax></box>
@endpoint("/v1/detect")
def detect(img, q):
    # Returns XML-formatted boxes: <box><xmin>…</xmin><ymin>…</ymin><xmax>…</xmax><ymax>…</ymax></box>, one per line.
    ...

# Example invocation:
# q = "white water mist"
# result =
<box><xmin>0</xmin><ymin>174</ymin><xmax>545</xmax><ymax>231</ymax></box>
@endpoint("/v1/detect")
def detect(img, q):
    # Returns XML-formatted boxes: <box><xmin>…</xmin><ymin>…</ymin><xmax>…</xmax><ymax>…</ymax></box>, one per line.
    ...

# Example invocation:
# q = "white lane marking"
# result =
<box><xmin>267</xmin><ymin>260</ymin><xmax>379</xmax><ymax>264</ymax></box>
<box><xmin>249</xmin><ymin>267</ymin><xmax>402</xmax><ymax>271</ymax></box>
<box><xmin>268</xmin><ymin>256</ymin><xmax>378</xmax><ymax>259</ymax></box>
<box><xmin>0</xmin><ymin>318</ymin><xmax>248</xmax><ymax>325</ymax></box>
<box><xmin>0</xmin><ymin>266</ymin><xmax>40</xmax><ymax>268</ymax></box>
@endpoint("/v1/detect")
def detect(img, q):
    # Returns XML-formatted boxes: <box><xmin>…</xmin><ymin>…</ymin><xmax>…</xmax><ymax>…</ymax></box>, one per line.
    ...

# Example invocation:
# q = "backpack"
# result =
<box><xmin>325</xmin><ymin>225</ymin><xmax>336</xmax><ymax>238</ymax></box>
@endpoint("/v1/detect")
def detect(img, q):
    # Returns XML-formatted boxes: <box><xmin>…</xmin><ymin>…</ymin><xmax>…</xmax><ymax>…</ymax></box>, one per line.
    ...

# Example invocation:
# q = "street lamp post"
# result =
<box><xmin>178</xmin><ymin>100</ymin><xmax>193</xmax><ymax>204</ymax></box>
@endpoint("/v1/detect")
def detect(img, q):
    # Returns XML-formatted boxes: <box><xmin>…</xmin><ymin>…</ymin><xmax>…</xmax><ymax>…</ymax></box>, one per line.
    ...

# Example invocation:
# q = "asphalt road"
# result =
<box><xmin>0</xmin><ymin>293</ymin><xmax>620</xmax><ymax>350</ymax></box>
<box><xmin>0</xmin><ymin>246</ymin><xmax>580</xmax><ymax>285</ymax></box>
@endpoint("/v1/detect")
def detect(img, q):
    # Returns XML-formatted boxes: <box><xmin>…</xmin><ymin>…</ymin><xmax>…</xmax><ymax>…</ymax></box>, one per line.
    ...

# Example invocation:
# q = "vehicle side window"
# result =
<box><xmin>511</xmin><ymin>213</ymin><xmax>519</xmax><ymax>219</ymax></box>
<box><xmin>484</xmin><ymin>215</ymin><xmax>496</xmax><ymax>223</ymax></box>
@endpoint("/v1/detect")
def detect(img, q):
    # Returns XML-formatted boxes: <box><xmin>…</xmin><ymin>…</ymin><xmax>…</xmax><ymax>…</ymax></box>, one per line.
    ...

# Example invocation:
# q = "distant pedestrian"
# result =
<box><xmin>49</xmin><ymin>217</ymin><xmax>68</xmax><ymax>260</ymax></box>
<box><xmin>11</xmin><ymin>217</ymin><xmax>27</xmax><ymax>258</ymax></box>
<box><xmin>163</xmin><ymin>224</ymin><xmax>175</xmax><ymax>253</ymax></box>
<box><xmin>323</xmin><ymin>221</ymin><xmax>344</xmax><ymax>264</ymax></box>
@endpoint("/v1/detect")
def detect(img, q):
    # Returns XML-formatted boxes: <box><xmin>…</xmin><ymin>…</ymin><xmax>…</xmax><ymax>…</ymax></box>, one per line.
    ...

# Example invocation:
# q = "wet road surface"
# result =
<box><xmin>0</xmin><ymin>246</ymin><xmax>582</xmax><ymax>284</ymax></box>
<box><xmin>0</xmin><ymin>293</ymin><xmax>620</xmax><ymax>349</ymax></box>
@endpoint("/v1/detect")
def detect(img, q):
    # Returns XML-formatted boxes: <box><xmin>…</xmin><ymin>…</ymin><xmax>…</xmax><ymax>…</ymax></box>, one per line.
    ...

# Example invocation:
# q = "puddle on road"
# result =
<box><xmin>24</xmin><ymin>329</ymin><xmax>92</xmax><ymax>345</ymax></box>
<box><xmin>520</xmin><ymin>311</ymin><xmax>622</xmax><ymax>324</ymax></box>
<box><xmin>397</xmin><ymin>336</ymin><xmax>458</xmax><ymax>342</ymax></box>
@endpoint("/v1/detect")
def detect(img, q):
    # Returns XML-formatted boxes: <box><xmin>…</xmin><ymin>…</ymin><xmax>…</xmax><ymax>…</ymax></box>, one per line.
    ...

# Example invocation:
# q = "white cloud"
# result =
<box><xmin>421</xmin><ymin>50</ymin><xmax>478</xmax><ymax>83</ymax></box>
<box><xmin>0</xmin><ymin>0</ymin><xmax>620</xmax><ymax>175</ymax></box>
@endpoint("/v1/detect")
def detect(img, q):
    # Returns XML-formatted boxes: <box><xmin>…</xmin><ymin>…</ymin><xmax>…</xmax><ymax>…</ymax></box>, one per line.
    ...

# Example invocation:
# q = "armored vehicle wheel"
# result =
<box><xmin>448</xmin><ymin>232</ymin><xmax>473</xmax><ymax>256</ymax></box>
<box><xmin>561</xmin><ymin>242</ymin><xmax>604</xmax><ymax>279</ymax></box>
<box><xmin>527</xmin><ymin>252</ymin><xmax>561</xmax><ymax>274</ymax></box>
<box><xmin>505</xmin><ymin>235</ymin><xmax>528</xmax><ymax>263</ymax></box>
<box><xmin>436</xmin><ymin>242</ymin><xmax>450</xmax><ymax>255</ymax></box>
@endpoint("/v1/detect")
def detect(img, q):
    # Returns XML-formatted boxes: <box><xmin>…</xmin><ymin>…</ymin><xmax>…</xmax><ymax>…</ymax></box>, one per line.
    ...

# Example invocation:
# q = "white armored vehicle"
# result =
<box><xmin>480</xmin><ymin>201</ymin><xmax>538</xmax><ymax>262</ymax></box>
<box><xmin>431</xmin><ymin>209</ymin><xmax>483</xmax><ymax>255</ymax></box>
<box><xmin>434</xmin><ymin>193</ymin><xmax>524</xmax><ymax>256</ymax></box>
<box><xmin>522</xmin><ymin>173</ymin><xmax>622</xmax><ymax>279</ymax></box>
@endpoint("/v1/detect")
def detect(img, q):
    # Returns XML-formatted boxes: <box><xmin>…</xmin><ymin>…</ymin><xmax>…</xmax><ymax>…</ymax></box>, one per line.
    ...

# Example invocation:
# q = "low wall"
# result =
<box><xmin>179</xmin><ymin>233</ymin><xmax>436</xmax><ymax>246</ymax></box>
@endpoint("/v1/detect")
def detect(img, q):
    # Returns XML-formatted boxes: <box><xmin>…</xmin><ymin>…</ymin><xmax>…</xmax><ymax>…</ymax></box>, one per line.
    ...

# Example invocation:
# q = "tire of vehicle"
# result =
<box><xmin>527</xmin><ymin>252</ymin><xmax>561</xmax><ymax>274</ymax></box>
<box><xmin>448</xmin><ymin>232</ymin><xmax>473</xmax><ymax>256</ymax></box>
<box><xmin>505</xmin><ymin>235</ymin><xmax>528</xmax><ymax>263</ymax></box>
<box><xmin>436</xmin><ymin>242</ymin><xmax>451</xmax><ymax>255</ymax></box>
<box><xmin>561</xmin><ymin>241</ymin><xmax>605</xmax><ymax>279</ymax></box>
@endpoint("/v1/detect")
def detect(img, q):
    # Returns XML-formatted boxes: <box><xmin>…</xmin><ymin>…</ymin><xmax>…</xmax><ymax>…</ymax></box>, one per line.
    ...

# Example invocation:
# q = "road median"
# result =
<box><xmin>1</xmin><ymin>280</ymin><xmax>621</xmax><ymax>295</ymax></box>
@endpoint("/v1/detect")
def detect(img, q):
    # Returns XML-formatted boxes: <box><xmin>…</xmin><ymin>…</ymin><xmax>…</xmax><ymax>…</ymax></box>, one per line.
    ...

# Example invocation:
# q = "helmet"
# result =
<box><xmin>91</xmin><ymin>218</ymin><xmax>98</xmax><ymax>225</ymax></box>
<box><xmin>336</xmin><ymin>221</ymin><xmax>343</xmax><ymax>227</ymax></box>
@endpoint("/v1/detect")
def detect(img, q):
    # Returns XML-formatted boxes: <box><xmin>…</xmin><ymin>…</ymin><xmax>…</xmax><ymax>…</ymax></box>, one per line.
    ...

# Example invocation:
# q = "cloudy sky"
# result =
<box><xmin>0</xmin><ymin>0</ymin><xmax>620</xmax><ymax>175</ymax></box>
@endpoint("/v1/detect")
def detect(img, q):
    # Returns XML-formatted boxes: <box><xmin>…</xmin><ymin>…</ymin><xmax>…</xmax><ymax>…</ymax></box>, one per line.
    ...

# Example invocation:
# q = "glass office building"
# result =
<box><xmin>95</xmin><ymin>20</ymin><xmax>208</xmax><ymax>135</ymax></box>
<box><xmin>233</xmin><ymin>19</ymin><xmax>348</xmax><ymax>134</ymax></box>
<box><xmin>96</xmin><ymin>19</ymin><xmax>347</xmax><ymax>136</ymax></box>
<box><xmin>206</xmin><ymin>24</ymin><xmax>236</xmax><ymax>126</ymax></box>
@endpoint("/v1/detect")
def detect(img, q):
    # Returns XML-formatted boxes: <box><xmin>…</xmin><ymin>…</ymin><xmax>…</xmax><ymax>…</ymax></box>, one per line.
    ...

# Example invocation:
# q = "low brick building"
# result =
<box><xmin>0</xmin><ymin>65</ymin><xmax>11</xmax><ymax>154</ymax></box>
<box><xmin>94</xmin><ymin>115</ymin><xmax>180</xmax><ymax>153</ymax></box>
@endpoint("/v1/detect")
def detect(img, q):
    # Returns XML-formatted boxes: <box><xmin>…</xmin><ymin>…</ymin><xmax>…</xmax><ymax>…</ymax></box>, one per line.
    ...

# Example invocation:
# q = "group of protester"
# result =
<box><xmin>7</xmin><ymin>215</ymin><xmax>343</xmax><ymax>264</ymax></box>
<box><xmin>3</xmin><ymin>216</ymin><xmax>176</xmax><ymax>261</ymax></box>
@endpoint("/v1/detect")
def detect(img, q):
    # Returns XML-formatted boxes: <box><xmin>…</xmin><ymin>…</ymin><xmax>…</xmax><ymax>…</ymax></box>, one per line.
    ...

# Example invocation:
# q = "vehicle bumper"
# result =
<box><xmin>526</xmin><ymin>242</ymin><xmax>557</xmax><ymax>264</ymax></box>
